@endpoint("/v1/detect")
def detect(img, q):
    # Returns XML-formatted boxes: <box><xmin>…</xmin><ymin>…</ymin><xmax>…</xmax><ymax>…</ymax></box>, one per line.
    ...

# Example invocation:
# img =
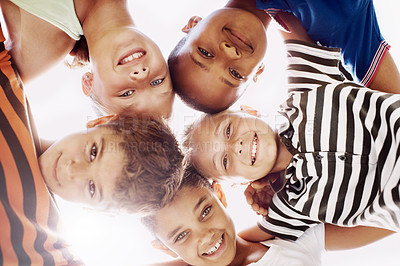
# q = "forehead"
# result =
<box><xmin>155</xmin><ymin>187</ymin><xmax>214</xmax><ymax>234</ymax></box>
<box><xmin>193</xmin><ymin>112</ymin><xmax>251</xmax><ymax>134</ymax></box>
<box><xmin>174</xmin><ymin>52</ymin><xmax>242</xmax><ymax>111</ymax></box>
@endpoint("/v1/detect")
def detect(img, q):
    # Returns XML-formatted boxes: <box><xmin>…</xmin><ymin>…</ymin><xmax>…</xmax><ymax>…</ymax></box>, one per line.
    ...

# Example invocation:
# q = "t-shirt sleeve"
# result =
<box><xmin>285</xmin><ymin>40</ymin><xmax>346</xmax><ymax>93</ymax></box>
<box><xmin>259</xmin><ymin>223</ymin><xmax>325</xmax><ymax>266</ymax></box>
<box><xmin>258</xmin><ymin>192</ymin><xmax>320</xmax><ymax>240</ymax></box>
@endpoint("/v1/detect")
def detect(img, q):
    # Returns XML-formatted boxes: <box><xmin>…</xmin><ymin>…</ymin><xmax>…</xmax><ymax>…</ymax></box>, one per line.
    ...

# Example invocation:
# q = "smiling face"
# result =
<box><xmin>90</xmin><ymin>27</ymin><xmax>174</xmax><ymax>118</ymax></box>
<box><xmin>170</xmin><ymin>8</ymin><xmax>267</xmax><ymax>112</ymax></box>
<box><xmin>154</xmin><ymin>186</ymin><xmax>236</xmax><ymax>266</ymax></box>
<box><xmin>190</xmin><ymin>112</ymin><xmax>277</xmax><ymax>183</ymax></box>
<box><xmin>38</xmin><ymin>126</ymin><xmax>125</xmax><ymax>209</ymax></box>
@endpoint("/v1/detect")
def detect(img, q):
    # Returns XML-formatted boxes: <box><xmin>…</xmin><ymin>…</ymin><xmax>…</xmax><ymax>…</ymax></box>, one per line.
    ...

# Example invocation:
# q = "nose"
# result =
<box><xmin>198</xmin><ymin>230</ymin><xmax>215</xmax><ymax>246</ymax></box>
<box><xmin>221</xmin><ymin>42</ymin><xmax>240</xmax><ymax>58</ymax></box>
<box><xmin>229</xmin><ymin>138</ymin><xmax>243</xmax><ymax>156</ymax></box>
<box><xmin>66</xmin><ymin>160</ymin><xmax>86</xmax><ymax>181</ymax></box>
<box><xmin>129</xmin><ymin>66</ymin><xmax>150</xmax><ymax>80</ymax></box>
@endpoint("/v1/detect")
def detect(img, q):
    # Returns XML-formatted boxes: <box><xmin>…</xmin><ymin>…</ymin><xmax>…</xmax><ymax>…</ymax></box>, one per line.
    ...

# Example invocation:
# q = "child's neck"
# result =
<box><xmin>270</xmin><ymin>132</ymin><xmax>294</xmax><ymax>173</ymax></box>
<box><xmin>229</xmin><ymin>236</ymin><xmax>268</xmax><ymax>266</ymax></box>
<box><xmin>80</xmin><ymin>0</ymin><xmax>136</xmax><ymax>45</ymax></box>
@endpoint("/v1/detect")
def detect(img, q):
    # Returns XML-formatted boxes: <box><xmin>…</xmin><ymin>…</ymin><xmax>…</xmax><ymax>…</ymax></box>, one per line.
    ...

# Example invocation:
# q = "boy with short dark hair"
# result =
<box><xmin>168</xmin><ymin>0</ymin><xmax>400</xmax><ymax>113</ymax></box>
<box><xmin>141</xmin><ymin>167</ymin><xmax>392</xmax><ymax>266</ymax></box>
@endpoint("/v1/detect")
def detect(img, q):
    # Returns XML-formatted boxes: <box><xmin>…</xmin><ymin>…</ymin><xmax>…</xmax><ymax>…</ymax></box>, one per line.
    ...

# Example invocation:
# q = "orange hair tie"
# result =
<box><xmin>181</xmin><ymin>16</ymin><xmax>202</xmax><ymax>33</ymax></box>
<box><xmin>240</xmin><ymin>105</ymin><xmax>261</xmax><ymax>117</ymax></box>
<box><xmin>212</xmin><ymin>182</ymin><xmax>228</xmax><ymax>208</ymax></box>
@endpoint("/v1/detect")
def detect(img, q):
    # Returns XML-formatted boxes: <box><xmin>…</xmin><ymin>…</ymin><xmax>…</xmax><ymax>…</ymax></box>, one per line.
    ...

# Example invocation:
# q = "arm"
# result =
<box><xmin>146</xmin><ymin>260</ymin><xmax>188</xmax><ymax>266</ymax></box>
<box><xmin>276</xmin><ymin>9</ymin><xmax>400</xmax><ymax>94</ymax></box>
<box><xmin>1</xmin><ymin>0</ymin><xmax>76</xmax><ymax>83</ymax></box>
<box><xmin>324</xmin><ymin>224</ymin><xmax>395</xmax><ymax>251</ymax></box>
<box><xmin>237</xmin><ymin>224</ymin><xmax>274</xmax><ymax>242</ymax></box>
<box><xmin>225</xmin><ymin>0</ymin><xmax>271</xmax><ymax>28</ymax></box>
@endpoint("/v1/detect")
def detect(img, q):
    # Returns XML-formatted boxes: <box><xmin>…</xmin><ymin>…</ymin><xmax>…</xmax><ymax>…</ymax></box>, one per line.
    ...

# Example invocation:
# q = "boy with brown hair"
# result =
<box><xmin>39</xmin><ymin>115</ymin><xmax>184</xmax><ymax>215</ymax></box>
<box><xmin>141</xmin><ymin>166</ymin><xmax>393</xmax><ymax>266</ymax></box>
<box><xmin>0</xmin><ymin>18</ymin><xmax>183</xmax><ymax>262</ymax></box>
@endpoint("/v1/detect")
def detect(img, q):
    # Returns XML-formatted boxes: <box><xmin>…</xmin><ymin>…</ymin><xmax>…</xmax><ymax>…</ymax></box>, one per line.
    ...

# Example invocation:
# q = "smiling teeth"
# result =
<box><xmin>203</xmin><ymin>235</ymin><xmax>223</xmax><ymax>256</ymax></box>
<box><xmin>251</xmin><ymin>134</ymin><xmax>258</xmax><ymax>165</ymax></box>
<box><xmin>119</xmin><ymin>52</ymin><xmax>145</xmax><ymax>64</ymax></box>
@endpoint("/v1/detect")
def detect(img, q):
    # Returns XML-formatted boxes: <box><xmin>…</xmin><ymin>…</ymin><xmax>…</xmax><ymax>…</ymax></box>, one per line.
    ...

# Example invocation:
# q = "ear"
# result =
<box><xmin>82</xmin><ymin>72</ymin><xmax>94</xmax><ymax>96</ymax></box>
<box><xmin>181</xmin><ymin>16</ymin><xmax>202</xmax><ymax>33</ymax></box>
<box><xmin>253</xmin><ymin>62</ymin><xmax>265</xmax><ymax>83</ymax></box>
<box><xmin>151</xmin><ymin>239</ymin><xmax>179</xmax><ymax>258</ymax></box>
<box><xmin>212</xmin><ymin>181</ymin><xmax>228</xmax><ymax>208</ymax></box>
<box><xmin>240</xmin><ymin>105</ymin><xmax>261</xmax><ymax>117</ymax></box>
<box><xmin>86</xmin><ymin>114</ymin><xmax>119</xmax><ymax>128</ymax></box>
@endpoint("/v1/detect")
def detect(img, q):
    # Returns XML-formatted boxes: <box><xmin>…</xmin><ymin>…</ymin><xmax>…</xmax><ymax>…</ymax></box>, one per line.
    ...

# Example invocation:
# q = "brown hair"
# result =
<box><xmin>141</xmin><ymin>163</ymin><xmax>212</xmax><ymax>233</ymax></box>
<box><xmin>100</xmin><ymin>116</ymin><xmax>184</xmax><ymax>216</ymax></box>
<box><xmin>65</xmin><ymin>36</ymin><xmax>90</xmax><ymax>69</ymax></box>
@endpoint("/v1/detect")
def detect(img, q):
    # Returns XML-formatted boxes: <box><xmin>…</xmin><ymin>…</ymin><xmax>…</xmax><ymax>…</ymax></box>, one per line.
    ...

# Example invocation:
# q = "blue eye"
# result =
<box><xmin>150</xmin><ymin>78</ymin><xmax>164</xmax><ymax>86</ymax></box>
<box><xmin>90</xmin><ymin>144</ymin><xmax>97</xmax><ymax>162</ymax></box>
<box><xmin>120</xmin><ymin>90</ymin><xmax>134</xmax><ymax>97</ymax></box>
<box><xmin>229</xmin><ymin>67</ymin><xmax>244</xmax><ymax>79</ymax></box>
<box><xmin>198</xmin><ymin>47</ymin><xmax>213</xmax><ymax>58</ymax></box>
<box><xmin>89</xmin><ymin>180</ymin><xmax>96</xmax><ymax>198</ymax></box>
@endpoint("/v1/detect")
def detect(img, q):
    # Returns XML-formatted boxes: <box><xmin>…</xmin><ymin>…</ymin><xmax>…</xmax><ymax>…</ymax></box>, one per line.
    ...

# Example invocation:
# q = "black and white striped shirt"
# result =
<box><xmin>259</xmin><ymin>40</ymin><xmax>400</xmax><ymax>241</ymax></box>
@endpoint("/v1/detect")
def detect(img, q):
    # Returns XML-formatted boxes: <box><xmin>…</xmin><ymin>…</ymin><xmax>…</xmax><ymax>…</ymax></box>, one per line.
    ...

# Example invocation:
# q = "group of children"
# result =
<box><xmin>1</xmin><ymin>0</ymin><xmax>400</xmax><ymax>265</ymax></box>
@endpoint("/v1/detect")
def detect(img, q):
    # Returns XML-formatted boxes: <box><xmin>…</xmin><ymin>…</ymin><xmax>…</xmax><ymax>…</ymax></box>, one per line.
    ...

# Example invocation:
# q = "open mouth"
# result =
<box><xmin>202</xmin><ymin>234</ymin><xmax>224</xmax><ymax>256</ymax></box>
<box><xmin>224</xmin><ymin>28</ymin><xmax>253</xmax><ymax>53</ymax></box>
<box><xmin>251</xmin><ymin>133</ymin><xmax>258</xmax><ymax>165</ymax></box>
<box><xmin>118</xmin><ymin>50</ymin><xmax>146</xmax><ymax>65</ymax></box>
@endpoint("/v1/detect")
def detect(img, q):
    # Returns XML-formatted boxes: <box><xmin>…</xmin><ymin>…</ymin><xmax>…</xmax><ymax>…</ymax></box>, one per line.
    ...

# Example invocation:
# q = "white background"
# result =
<box><xmin>8</xmin><ymin>0</ymin><xmax>400</xmax><ymax>265</ymax></box>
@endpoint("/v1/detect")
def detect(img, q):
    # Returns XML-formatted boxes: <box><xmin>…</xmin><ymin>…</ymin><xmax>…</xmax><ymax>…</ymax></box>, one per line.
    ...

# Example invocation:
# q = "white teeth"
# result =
<box><xmin>203</xmin><ymin>235</ymin><xmax>223</xmax><ymax>256</ymax></box>
<box><xmin>120</xmin><ymin>52</ymin><xmax>145</xmax><ymax>64</ymax></box>
<box><xmin>251</xmin><ymin>134</ymin><xmax>258</xmax><ymax>165</ymax></box>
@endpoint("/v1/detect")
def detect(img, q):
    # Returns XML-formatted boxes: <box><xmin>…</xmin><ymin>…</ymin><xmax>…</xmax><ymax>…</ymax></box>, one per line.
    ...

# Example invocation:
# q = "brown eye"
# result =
<box><xmin>90</xmin><ymin>144</ymin><xmax>97</xmax><ymax>162</ymax></box>
<box><xmin>229</xmin><ymin>67</ymin><xmax>244</xmax><ymax>80</ymax></box>
<box><xmin>198</xmin><ymin>47</ymin><xmax>213</xmax><ymax>58</ymax></box>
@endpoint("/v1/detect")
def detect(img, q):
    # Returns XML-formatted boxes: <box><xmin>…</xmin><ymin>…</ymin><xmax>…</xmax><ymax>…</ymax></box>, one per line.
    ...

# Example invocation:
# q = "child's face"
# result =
<box><xmin>38</xmin><ymin>126</ymin><xmax>125</xmax><ymax>209</ymax></box>
<box><xmin>154</xmin><ymin>186</ymin><xmax>236</xmax><ymax>266</ymax></box>
<box><xmin>191</xmin><ymin>112</ymin><xmax>277</xmax><ymax>183</ymax></box>
<box><xmin>90</xmin><ymin>27</ymin><xmax>174</xmax><ymax>118</ymax></box>
<box><xmin>173</xmin><ymin>8</ymin><xmax>266</xmax><ymax>111</ymax></box>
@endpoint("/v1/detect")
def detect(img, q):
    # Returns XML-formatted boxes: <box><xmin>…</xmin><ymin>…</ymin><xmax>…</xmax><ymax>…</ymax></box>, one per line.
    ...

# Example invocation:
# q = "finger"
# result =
<box><xmin>251</xmin><ymin>203</ymin><xmax>260</xmax><ymax>212</ymax></box>
<box><xmin>259</xmin><ymin>207</ymin><xmax>268</xmax><ymax>216</ymax></box>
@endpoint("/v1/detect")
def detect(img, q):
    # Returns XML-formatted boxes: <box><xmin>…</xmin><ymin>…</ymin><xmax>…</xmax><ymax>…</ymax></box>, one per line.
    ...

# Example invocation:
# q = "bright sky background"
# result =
<box><xmin>9</xmin><ymin>0</ymin><xmax>400</xmax><ymax>265</ymax></box>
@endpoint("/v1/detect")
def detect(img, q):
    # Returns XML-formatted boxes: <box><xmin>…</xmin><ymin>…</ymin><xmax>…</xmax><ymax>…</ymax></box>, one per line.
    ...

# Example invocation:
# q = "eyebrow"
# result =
<box><xmin>98</xmin><ymin>137</ymin><xmax>105</xmax><ymax>161</ymax></box>
<box><xmin>219</xmin><ymin>77</ymin><xmax>235</xmax><ymax>88</ymax></box>
<box><xmin>194</xmin><ymin>195</ymin><xmax>207</xmax><ymax>213</ymax></box>
<box><xmin>166</xmin><ymin>195</ymin><xmax>208</xmax><ymax>241</ymax></box>
<box><xmin>190</xmin><ymin>53</ymin><xmax>237</xmax><ymax>88</ymax></box>
<box><xmin>167</xmin><ymin>225</ymin><xmax>183</xmax><ymax>241</ymax></box>
<box><xmin>189</xmin><ymin>54</ymin><xmax>210</xmax><ymax>72</ymax></box>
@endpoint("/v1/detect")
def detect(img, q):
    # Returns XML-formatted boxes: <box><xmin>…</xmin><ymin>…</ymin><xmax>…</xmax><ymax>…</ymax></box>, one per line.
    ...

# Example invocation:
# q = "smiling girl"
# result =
<box><xmin>1</xmin><ymin>0</ymin><xmax>174</xmax><ymax>118</ymax></box>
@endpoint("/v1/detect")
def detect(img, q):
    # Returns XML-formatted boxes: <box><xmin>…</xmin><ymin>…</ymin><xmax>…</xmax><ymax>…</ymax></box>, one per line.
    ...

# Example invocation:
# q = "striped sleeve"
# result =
<box><xmin>285</xmin><ymin>40</ymin><xmax>346</xmax><ymax>93</ymax></box>
<box><xmin>0</xmin><ymin>25</ymin><xmax>81</xmax><ymax>265</ymax></box>
<box><xmin>261</xmin><ymin>40</ymin><xmax>400</xmax><ymax>240</ymax></box>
